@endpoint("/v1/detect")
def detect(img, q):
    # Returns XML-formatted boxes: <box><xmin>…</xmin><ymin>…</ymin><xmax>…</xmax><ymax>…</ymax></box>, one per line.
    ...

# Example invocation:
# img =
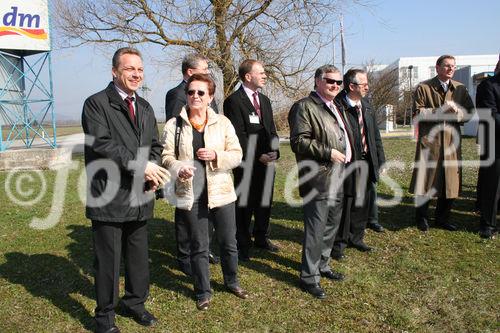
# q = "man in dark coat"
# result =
<box><xmin>165</xmin><ymin>53</ymin><xmax>218</xmax><ymax>120</ymax></box>
<box><xmin>288</xmin><ymin>65</ymin><xmax>350</xmax><ymax>299</ymax></box>
<box><xmin>332</xmin><ymin>68</ymin><xmax>386</xmax><ymax>259</ymax></box>
<box><xmin>476</xmin><ymin>59</ymin><xmax>500</xmax><ymax>239</ymax></box>
<box><xmin>82</xmin><ymin>47</ymin><xmax>168</xmax><ymax>333</ymax></box>
<box><xmin>224</xmin><ymin>59</ymin><xmax>280</xmax><ymax>261</ymax></box>
<box><xmin>410</xmin><ymin>55</ymin><xmax>474</xmax><ymax>232</ymax></box>
<box><xmin>164</xmin><ymin>53</ymin><xmax>220</xmax><ymax>274</ymax></box>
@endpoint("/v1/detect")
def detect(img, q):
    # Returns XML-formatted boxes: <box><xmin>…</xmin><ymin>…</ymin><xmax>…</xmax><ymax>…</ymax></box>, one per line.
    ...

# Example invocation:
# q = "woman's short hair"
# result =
<box><xmin>185</xmin><ymin>73</ymin><xmax>216</xmax><ymax>96</ymax></box>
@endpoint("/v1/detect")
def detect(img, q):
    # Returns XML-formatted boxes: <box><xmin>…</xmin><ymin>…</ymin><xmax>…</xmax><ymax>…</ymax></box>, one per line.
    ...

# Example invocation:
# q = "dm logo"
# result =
<box><xmin>0</xmin><ymin>6</ymin><xmax>47</xmax><ymax>40</ymax></box>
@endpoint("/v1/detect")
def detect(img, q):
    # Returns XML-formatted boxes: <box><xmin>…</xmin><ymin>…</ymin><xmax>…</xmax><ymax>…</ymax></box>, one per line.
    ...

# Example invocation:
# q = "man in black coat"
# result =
<box><xmin>164</xmin><ymin>53</ymin><xmax>220</xmax><ymax>274</ymax></box>
<box><xmin>332</xmin><ymin>68</ymin><xmax>386</xmax><ymax>259</ymax></box>
<box><xmin>224</xmin><ymin>59</ymin><xmax>280</xmax><ymax>261</ymax></box>
<box><xmin>476</xmin><ymin>60</ymin><xmax>500</xmax><ymax>239</ymax></box>
<box><xmin>82</xmin><ymin>47</ymin><xmax>168</xmax><ymax>333</ymax></box>
<box><xmin>165</xmin><ymin>53</ymin><xmax>218</xmax><ymax>120</ymax></box>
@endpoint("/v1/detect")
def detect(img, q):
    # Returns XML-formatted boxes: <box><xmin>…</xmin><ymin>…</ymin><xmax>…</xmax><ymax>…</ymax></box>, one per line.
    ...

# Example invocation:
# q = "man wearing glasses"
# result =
<box><xmin>164</xmin><ymin>53</ymin><xmax>220</xmax><ymax>277</ymax></box>
<box><xmin>288</xmin><ymin>65</ymin><xmax>351</xmax><ymax>299</ymax></box>
<box><xmin>410</xmin><ymin>55</ymin><xmax>473</xmax><ymax>232</ymax></box>
<box><xmin>331</xmin><ymin>68</ymin><xmax>386</xmax><ymax>260</ymax></box>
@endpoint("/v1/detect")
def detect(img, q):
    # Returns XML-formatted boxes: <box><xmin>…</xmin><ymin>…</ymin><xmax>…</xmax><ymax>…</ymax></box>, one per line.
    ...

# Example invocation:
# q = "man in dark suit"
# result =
<box><xmin>165</xmin><ymin>53</ymin><xmax>216</xmax><ymax>120</ymax></box>
<box><xmin>224</xmin><ymin>59</ymin><xmax>280</xmax><ymax>261</ymax></box>
<box><xmin>82</xmin><ymin>47</ymin><xmax>168</xmax><ymax>333</ymax></box>
<box><xmin>332</xmin><ymin>68</ymin><xmax>386</xmax><ymax>259</ymax></box>
<box><xmin>164</xmin><ymin>53</ymin><xmax>220</xmax><ymax>274</ymax></box>
<box><xmin>476</xmin><ymin>60</ymin><xmax>500</xmax><ymax>239</ymax></box>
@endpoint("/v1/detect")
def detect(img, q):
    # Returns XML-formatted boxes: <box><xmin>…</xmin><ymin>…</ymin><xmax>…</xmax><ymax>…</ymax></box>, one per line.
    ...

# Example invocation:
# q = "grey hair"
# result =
<box><xmin>182</xmin><ymin>53</ymin><xmax>208</xmax><ymax>75</ymax></box>
<box><xmin>314</xmin><ymin>64</ymin><xmax>340</xmax><ymax>80</ymax></box>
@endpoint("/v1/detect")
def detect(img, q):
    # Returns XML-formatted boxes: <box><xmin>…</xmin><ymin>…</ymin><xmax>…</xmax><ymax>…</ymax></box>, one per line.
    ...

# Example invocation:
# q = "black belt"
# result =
<box><xmin>360</xmin><ymin>152</ymin><xmax>369</xmax><ymax>160</ymax></box>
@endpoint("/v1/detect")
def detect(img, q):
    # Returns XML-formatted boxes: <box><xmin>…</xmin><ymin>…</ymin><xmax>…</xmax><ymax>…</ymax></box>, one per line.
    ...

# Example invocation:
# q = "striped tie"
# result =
<box><xmin>356</xmin><ymin>105</ymin><xmax>368</xmax><ymax>153</ymax></box>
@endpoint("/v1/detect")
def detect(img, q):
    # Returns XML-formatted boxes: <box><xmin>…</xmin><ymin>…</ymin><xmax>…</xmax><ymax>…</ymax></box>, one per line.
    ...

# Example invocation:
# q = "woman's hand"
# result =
<box><xmin>178</xmin><ymin>165</ymin><xmax>196</xmax><ymax>179</ymax></box>
<box><xmin>196</xmin><ymin>148</ymin><xmax>217</xmax><ymax>161</ymax></box>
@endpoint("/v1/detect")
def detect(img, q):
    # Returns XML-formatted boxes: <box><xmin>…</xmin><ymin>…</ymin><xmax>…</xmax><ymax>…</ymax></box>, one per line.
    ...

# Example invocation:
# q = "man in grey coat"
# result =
<box><xmin>288</xmin><ymin>65</ymin><xmax>351</xmax><ymax>299</ymax></box>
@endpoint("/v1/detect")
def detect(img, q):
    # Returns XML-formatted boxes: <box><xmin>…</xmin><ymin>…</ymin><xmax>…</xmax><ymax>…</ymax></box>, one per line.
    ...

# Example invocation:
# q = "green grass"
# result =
<box><xmin>0</xmin><ymin>138</ymin><xmax>498</xmax><ymax>332</ymax></box>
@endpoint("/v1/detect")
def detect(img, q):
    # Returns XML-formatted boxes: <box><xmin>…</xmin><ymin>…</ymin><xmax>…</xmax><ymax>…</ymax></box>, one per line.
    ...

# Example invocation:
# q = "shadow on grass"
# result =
<box><xmin>377</xmin><ymin>191</ymin><xmax>480</xmax><ymax>233</ymax></box>
<box><xmin>0</xmin><ymin>252</ymin><xmax>94</xmax><ymax>331</ymax></box>
<box><xmin>238</xmin><ymin>249</ymin><xmax>301</xmax><ymax>288</ymax></box>
<box><xmin>148</xmin><ymin>218</ymin><xmax>195</xmax><ymax>298</ymax></box>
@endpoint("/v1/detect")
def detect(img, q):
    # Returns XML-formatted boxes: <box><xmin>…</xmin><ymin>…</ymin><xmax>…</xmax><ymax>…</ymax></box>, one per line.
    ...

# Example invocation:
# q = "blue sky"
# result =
<box><xmin>50</xmin><ymin>0</ymin><xmax>500</xmax><ymax>120</ymax></box>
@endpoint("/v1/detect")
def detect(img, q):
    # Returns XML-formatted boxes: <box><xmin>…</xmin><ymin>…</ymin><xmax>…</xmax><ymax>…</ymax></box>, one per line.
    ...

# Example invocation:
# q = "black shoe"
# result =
<box><xmin>351</xmin><ymin>242</ymin><xmax>372</xmax><ymax>252</ymax></box>
<box><xmin>417</xmin><ymin>219</ymin><xmax>429</xmax><ymax>232</ymax></box>
<box><xmin>254</xmin><ymin>239</ymin><xmax>279</xmax><ymax>252</ymax></box>
<box><xmin>95</xmin><ymin>325</ymin><xmax>120</xmax><ymax>333</ymax></box>
<box><xmin>320</xmin><ymin>270</ymin><xmax>344</xmax><ymax>281</ymax></box>
<box><xmin>119</xmin><ymin>305</ymin><xmax>158</xmax><ymax>327</ymax></box>
<box><xmin>299</xmin><ymin>281</ymin><xmax>326</xmax><ymax>299</ymax></box>
<box><xmin>330</xmin><ymin>251</ymin><xmax>346</xmax><ymax>261</ymax></box>
<box><xmin>435</xmin><ymin>222</ymin><xmax>457</xmax><ymax>231</ymax></box>
<box><xmin>196</xmin><ymin>297</ymin><xmax>211</xmax><ymax>311</ymax></box>
<box><xmin>226</xmin><ymin>286</ymin><xmax>250</xmax><ymax>299</ymax></box>
<box><xmin>479</xmin><ymin>227</ymin><xmax>496</xmax><ymax>239</ymax></box>
<box><xmin>367</xmin><ymin>222</ymin><xmax>384</xmax><ymax>233</ymax></box>
<box><xmin>349</xmin><ymin>242</ymin><xmax>373</xmax><ymax>252</ymax></box>
<box><xmin>208</xmin><ymin>252</ymin><xmax>220</xmax><ymax>264</ymax></box>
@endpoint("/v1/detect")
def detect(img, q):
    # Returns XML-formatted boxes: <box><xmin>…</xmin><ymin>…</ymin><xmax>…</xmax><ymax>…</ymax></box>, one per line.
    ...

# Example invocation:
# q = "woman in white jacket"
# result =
<box><xmin>161</xmin><ymin>73</ymin><xmax>248</xmax><ymax>310</ymax></box>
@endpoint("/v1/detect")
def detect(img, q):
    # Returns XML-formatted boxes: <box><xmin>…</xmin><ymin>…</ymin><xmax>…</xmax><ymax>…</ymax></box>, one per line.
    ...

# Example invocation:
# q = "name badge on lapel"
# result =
<box><xmin>249</xmin><ymin>112</ymin><xmax>260</xmax><ymax>124</ymax></box>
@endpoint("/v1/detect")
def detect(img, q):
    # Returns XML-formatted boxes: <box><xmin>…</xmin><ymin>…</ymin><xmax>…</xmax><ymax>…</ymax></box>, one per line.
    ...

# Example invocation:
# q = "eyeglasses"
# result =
<box><xmin>187</xmin><ymin>90</ymin><xmax>206</xmax><ymax>97</ymax></box>
<box><xmin>323</xmin><ymin>78</ymin><xmax>343</xmax><ymax>85</ymax></box>
<box><xmin>353</xmin><ymin>82</ymin><xmax>369</xmax><ymax>87</ymax></box>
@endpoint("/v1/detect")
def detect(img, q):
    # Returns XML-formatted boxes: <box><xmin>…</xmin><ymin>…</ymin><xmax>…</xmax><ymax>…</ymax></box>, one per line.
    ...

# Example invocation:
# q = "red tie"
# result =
<box><xmin>252</xmin><ymin>92</ymin><xmax>261</xmax><ymax>118</ymax></box>
<box><xmin>125</xmin><ymin>96</ymin><xmax>136</xmax><ymax>125</ymax></box>
<box><xmin>356</xmin><ymin>105</ymin><xmax>368</xmax><ymax>153</ymax></box>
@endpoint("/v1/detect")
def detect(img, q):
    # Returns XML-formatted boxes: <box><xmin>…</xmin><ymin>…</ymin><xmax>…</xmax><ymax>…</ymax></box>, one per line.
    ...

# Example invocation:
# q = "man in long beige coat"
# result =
<box><xmin>410</xmin><ymin>54</ymin><xmax>474</xmax><ymax>231</ymax></box>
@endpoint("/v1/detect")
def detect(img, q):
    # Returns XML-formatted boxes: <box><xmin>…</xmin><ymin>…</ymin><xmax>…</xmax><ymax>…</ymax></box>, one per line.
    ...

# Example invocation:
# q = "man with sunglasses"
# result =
<box><xmin>224</xmin><ymin>59</ymin><xmax>280</xmax><ymax>261</ymax></box>
<box><xmin>410</xmin><ymin>54</ymin><xmax>473</xmax><ymax>232</ymax></box>
<box><xmin>164</xmin><ymin>53</ymin><xmax>220</xmax><ymax>276</ymax></box>
<box><xmin>331</xmin><ymin>68</ymin><xmax>386</xmax><ymax>261</ymax></box>
<box><xmin>288</xmin><ymin>65</ymin><xmax>352</xmax><ymax>299</ymax></box>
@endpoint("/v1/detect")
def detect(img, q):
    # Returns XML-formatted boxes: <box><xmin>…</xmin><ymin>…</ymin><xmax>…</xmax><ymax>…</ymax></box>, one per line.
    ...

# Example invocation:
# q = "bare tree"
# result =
<box><xmin>365</xmin><ymin>60</ymin><xmax>411</xmax><ymax>126</ymax></box>
<box><xmin>53</xmin><ymin>0</ymin><xmax>365</xmax><ymax>97</ymax></box>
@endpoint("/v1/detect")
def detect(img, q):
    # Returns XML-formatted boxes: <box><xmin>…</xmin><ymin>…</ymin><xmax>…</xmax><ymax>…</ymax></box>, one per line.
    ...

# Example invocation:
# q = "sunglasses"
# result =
<box><xmin>187</xmin><ymin>90</ymin><xmax>207</xmax><ymax>97</ymax></box>
<box><xmin>323</xmin><ymin>78</ymin><xmax>343</xmax><ymax>85</ymax></box>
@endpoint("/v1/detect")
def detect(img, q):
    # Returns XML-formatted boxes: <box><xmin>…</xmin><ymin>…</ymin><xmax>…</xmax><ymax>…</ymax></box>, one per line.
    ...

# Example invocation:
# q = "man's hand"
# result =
<box><xmin>330</xmin><ymin>149</ymin><xmax>346</xmax><ymax>163</ymax></box>
<box><xmin>196</xmin><ymin>148</ymin><xmax>217</xmax><ymax>161</ymax></box>
<box><xmin>144</xmin><ymin>161</ymin><xmax>169</xmax><ymax>188</ymax></box>
<box><xmin>178</xmin><ymin>165</ymin><xmax>196</xmax><ymax>180</ymax></box>
<box><xmin>259</xmin><ymin>152</ymin><xmax>278</xmax><ymax>165</ymax></box>
<box><xmin>443</xmin><ymin>100</ymin><xmax>459</xmax><ymax>113</ymax></box>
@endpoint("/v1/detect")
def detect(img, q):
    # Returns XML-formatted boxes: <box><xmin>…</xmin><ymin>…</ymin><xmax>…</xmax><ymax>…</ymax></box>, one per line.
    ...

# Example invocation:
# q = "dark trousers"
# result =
<box><xmin>92</xmin><ymin>220</ymin><xmax>149</xmax><ymax>329</ymax></box>
<box><xmin>235</xmin><ymin>166</ymin><xmax>275</xmax><ymax>253</ymax></box>
<box><xmin>479</xmin><ymin>159</ymin><xmax>500</xmax><ymax>230</ymax></box>
<box><xmin>175</xmin><ymin>210</ymin><xmax>216</xmax><ymax>275</ymax></box>
<box><xmin>300</xmin><ymin>196</ymin><xmax>343</xmax><ymax>284</ymax></box>
<box><xmin>415</xmin><ymin>196</ymin><xmax>454</xmax><ymax>224</ymax></box>
<box><xmin>367</xmin><ymin>181</ymin><xmax>379</xmax><ymax>225</ymax></box>
<box><xmin>178</xmin><ymin>200</ymin><xmax>239</xmax><ymax>300</ymax></box>
<box><xmin>332</xmin><ymin>195</ymin><xmax>370</xmax><ymax>255</ymax></box>
<box><xmin>236</xmin><ymin>205</ymin><xmax>271</xmax><ymax>250</ymax></box>
<box><xmin>332</xmin><ymin>181</ymin><xmax>372</xmax><ymax>255</ymax></box>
